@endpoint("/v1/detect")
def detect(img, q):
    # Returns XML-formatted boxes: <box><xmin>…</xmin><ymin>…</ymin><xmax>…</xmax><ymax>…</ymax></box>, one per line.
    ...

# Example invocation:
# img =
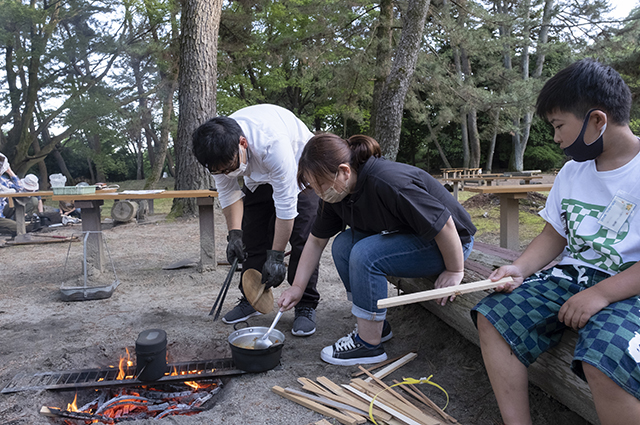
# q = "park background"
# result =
<box><xmin>1</xmin><ymin>0</ymin><xmax>640</xmax><ymax>214</ymax></box>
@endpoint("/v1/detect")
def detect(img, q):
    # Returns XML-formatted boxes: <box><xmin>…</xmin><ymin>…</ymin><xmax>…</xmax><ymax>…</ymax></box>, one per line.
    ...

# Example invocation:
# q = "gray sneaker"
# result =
<box><xmin>221</xmin><ymin>297</ymin><xmax>262</xmax><ymax>324</ymax></box>
<box><xmin>292</xmin><ymin>306</ymin><xmax>316</xmax><ymax>336</ymax></box>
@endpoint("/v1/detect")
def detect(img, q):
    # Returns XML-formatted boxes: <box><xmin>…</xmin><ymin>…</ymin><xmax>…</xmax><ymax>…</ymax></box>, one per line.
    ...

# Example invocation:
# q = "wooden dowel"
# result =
<box><xmin>377</xmin><ymin>277</ymin><xmax>513</xmax><ymax>308</ymax></box>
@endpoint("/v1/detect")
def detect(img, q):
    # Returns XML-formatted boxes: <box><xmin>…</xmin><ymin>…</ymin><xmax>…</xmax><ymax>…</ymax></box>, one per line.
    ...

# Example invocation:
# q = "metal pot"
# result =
<box><xmin>228</xmin><ymin>326</ymin><xmax>285</xmax><ymax>372</ymax></box>
<box><xmin>135</xmin><ymin>329</ymin><xmax>167</xmax><ymax>381</ymax></box>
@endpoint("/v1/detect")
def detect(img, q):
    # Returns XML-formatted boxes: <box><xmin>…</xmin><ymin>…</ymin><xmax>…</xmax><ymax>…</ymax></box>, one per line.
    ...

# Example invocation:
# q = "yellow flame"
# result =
<box><xmin>67</xmin><ymin>393</ymin><xmax>79</xmax><ymax>411</ymax></box>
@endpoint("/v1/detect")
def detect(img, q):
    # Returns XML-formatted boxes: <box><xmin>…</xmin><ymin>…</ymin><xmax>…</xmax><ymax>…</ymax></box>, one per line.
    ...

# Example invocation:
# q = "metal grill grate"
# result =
<box><xmin>1</xmin><ymin>358</ymin><xmax>245</xmax><ymax>393</ymax></box>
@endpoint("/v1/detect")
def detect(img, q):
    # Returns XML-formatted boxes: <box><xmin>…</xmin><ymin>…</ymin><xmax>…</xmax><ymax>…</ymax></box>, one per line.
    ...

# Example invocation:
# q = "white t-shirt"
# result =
<box><xmin>213</xmin><ymin>104</ymin><xmax>314</xmax><ymax>220</ymax></box>
<box><xmin>540</xmin><ymin>150</ymin><xmax>640</xmax><ymax>275</ymax></box>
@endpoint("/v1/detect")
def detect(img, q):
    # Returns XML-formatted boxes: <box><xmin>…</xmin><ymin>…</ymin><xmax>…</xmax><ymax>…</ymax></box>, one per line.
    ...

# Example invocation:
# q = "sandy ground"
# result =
<box><xmin>0</xmin><ymin>194</ymin><xmax>593</xmax><ymax>425</ymax></box>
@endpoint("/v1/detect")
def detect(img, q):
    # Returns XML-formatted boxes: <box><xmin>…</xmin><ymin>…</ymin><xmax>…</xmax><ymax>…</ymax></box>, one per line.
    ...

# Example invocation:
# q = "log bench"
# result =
<box><xmin>387</xmin><ymin>241</ymin><xmax>598</xmax><ymax>424</ymax></box>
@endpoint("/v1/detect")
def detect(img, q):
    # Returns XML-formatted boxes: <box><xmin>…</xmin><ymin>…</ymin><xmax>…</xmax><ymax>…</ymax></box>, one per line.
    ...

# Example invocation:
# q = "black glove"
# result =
<box><xmin>261</xmin><ymin>249</ymin><xmax>286</xmax><ymax>289</ymax></box>
<box><xmin>226</xmin><ymin>229</ymin><xmax>246</xmax><ymax>264</ymax></box>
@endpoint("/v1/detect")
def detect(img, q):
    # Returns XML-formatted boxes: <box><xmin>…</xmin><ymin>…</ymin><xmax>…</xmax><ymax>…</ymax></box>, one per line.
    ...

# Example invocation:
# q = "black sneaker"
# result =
<box><xmin>348</xmin><ymin>320</ymin><xmax>393</xmax><ymax>343</ymax></box>
<box><xmin>221</xmin><ymin>297</ymin><xmax>262</xmax><ymax>324</ymax></box>
<box><xmin>292</xmin><ymin>306</ymin><xmax>316</xmax><ymax>336</ymax></box>
<box><xmin>320</xmin><ymin>333</ymin><xmax>387</xmax><ymax>366</ymax></box>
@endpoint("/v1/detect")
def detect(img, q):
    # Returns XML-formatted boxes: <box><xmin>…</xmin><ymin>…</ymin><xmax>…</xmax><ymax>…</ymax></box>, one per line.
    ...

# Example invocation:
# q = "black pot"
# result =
<box><xmin>228</xmin><ymin>326</ymin><xmax>285</xmax><ymax>373</ymax></box>
<box><xmin>135</xmin><ymin>329</ymin><xmax>167</xmax><ymax>381</ymax></box>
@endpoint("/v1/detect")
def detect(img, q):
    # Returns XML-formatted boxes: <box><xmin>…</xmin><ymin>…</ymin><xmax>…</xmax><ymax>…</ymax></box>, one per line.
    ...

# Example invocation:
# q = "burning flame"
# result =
<box><xmin>67</xmin><ymin>393</ymin><xmax>79</xmax><ymax>412</ymax></box>
<box><xmin>116</xmin><ymin>348</ymin><xmax>134</xmax><ymax>381</ymax></box>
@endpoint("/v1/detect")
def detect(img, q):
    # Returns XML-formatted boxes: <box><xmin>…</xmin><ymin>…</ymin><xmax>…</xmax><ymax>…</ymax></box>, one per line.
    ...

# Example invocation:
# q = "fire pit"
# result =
<box><xmin>41</xmin><ymin>379</ymin><xmax>223</xmax><ymax>423</ymax></box>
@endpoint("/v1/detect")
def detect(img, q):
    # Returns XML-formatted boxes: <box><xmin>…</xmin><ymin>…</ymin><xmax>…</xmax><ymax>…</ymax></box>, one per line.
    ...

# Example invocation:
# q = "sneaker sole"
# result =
<box><xmin>291</xmin><ymin>327</ymin><xmax>316</xmax><ymax>337</ymax></box>
<box><xmin>320</xmin><ymin>351</ymin><xmax>388</xmax><ymax>366</ymax></box>
<box><xmin>380</xmin><ymin>330</ymin><xmax>393</xmax><ymax>343</ymax></box>
<box><xmin>221</xmin><ymin>311</ymin><xmax>262</xmax><ymax>324</ymax></box>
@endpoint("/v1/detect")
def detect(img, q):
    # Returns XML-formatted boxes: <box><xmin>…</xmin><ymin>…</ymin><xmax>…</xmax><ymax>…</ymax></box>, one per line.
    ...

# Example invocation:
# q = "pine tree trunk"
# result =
<box><xmin>173</xmin><ymin>0</ymin><xmax>222</xmax><ymax>216</ymax></box>
<box><xmin>375</xmin><ymin>0</ymin><xmax>431</xmax><ymax>160</ymax></box>
<box><xmin>370</xmin><ymin>0</ymin><xmax>393</xmax><ymax>138</ymax></box>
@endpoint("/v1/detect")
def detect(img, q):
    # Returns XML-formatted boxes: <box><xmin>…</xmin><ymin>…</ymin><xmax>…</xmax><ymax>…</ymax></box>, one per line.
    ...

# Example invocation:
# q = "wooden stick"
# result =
<box><xmin>394</xmin><ymin>380</ymin><xmax>457</xmax><ymax>423</ymax></box>
<box><xmin>358</xmin><ymin>366</ymin><xmax>408</xmax><ymax>405</ymax></box>
<box><xmin>377</xmin><ymin>277</ymin><xmax>513</xmax><ymax>308</ymax></box>
<box><xmin>349</xmin><ymin>379</ymin><xmax>439</xmax><ymax>425</ymax></box>
<box><xmin>272</xmin><ymin>386</ymin><xmax>357</xmax><ymax>425</ymax></box>
<box><xmin>284</xmin><ymin>387</ymin><xmax>367</xmax><ymax>423</ymax></box>
<box><xmin>364</xmin><ymin>352</ymin><xmax>417</xmax><ymax>382</ymax></box>
<box><xmin>315</xmin><ymin>376</ymin><xmax>392</xmax><ymax>421</ymax></box>
<box><xmin>351</xmin><ymin>354</ymin><xmax>405</xmax><ymax>377</ymax></box>
<box><xmin>341</xmin><ymin>384</ymin><xmax>423</xmax><ymax>425</ymax></box>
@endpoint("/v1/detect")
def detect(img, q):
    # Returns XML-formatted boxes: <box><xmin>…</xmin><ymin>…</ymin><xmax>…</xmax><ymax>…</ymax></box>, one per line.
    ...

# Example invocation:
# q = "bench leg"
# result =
<box><xmin>76</xmin><ymin>200</ymin><xmax>106</xmax><ymax>273</ymax></box>
<box><xmin>197</xmin><ymin>198</ymin><xmax>216</xmax><ymax>272</ymax></box>
<box><xmin>14</xmin><ymin>203</ymin><xmax>26</xmax><ymax>235</ymax></box>
<box><xmin>499</xmin><ymin>194</ymin><xmax>521</xmax><ymax>250</ymax></box>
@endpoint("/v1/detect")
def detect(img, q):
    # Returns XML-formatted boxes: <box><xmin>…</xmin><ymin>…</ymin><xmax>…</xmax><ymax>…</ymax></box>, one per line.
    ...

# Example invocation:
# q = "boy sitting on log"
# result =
<box><xmin>472</xmin><ymin>59</ymin><xmax>640</xmax><ymax>425</ymax></box>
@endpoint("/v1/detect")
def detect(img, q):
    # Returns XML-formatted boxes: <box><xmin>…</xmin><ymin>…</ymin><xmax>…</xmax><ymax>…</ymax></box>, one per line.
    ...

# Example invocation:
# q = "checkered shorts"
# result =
<box><xmin>472</xmin><ymin>264</ymin><xmax>640</xmax><ymax>398</ymax></box>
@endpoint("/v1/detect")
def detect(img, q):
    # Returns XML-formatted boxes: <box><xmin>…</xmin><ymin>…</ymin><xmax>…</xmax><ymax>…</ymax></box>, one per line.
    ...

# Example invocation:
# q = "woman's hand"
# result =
<box><xmin>433</xmin><ymin>270</ymin><xmax>465</xmax><ymax>306</ymax></box>
<box><xmin>488</xmin><ymin>265</ymin><xmax>525</xmax><ymax>293</ymax></box>
<box><xmin>277</xmin><ymin>285</ymin><xmax>304</xmax><ymax>311</ymax></box>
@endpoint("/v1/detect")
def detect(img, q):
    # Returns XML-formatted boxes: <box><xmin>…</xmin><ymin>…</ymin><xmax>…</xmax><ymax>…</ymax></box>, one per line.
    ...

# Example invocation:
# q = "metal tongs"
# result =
<box><xmin>209</xmin><ymin>257</ymin><xmax>239</xmax><ymax>320</ymax></box>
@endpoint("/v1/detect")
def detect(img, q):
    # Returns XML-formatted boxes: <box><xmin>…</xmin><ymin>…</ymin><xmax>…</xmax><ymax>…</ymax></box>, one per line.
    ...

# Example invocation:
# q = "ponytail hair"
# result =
<box><xmin>297</xmin><ymin>133</ymin><xmax>382</xmax><ymax>189</ymax></box>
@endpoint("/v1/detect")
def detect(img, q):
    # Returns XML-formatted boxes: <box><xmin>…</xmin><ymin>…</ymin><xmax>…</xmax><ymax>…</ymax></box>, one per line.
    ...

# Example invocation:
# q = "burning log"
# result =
<box><xmin>40</xmin><ymin>379</ymin><xmax>222</xmax><ymax>423</ymax></box>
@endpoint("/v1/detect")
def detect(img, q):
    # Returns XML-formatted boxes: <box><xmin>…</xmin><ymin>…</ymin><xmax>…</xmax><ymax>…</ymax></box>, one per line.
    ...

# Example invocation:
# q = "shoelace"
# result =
<box><xmin>334</xmin><ymin>334</ymin><xmax>358</xmax><ymax>352</ymax></box>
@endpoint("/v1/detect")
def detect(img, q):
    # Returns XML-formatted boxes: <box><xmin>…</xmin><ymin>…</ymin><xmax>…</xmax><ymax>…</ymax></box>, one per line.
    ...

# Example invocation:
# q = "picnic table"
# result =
<box><xmin>448</xmin><ymin>174</ymin><xmax>544</xmax><ymax>200</ymax></box>
<box><xmin>464</xmin><ymin>183</ymin><xmax>553</xmax><ymax>250</ymax></box>
<box><xmin>52</xmin><ymin>189</ymin><xmax>219</xmax><ymax>273</ymax></box>
<box><xmin>2</xmin><ymin>190</ymin><xmax>54</xmax><ymax>234</ymax></box>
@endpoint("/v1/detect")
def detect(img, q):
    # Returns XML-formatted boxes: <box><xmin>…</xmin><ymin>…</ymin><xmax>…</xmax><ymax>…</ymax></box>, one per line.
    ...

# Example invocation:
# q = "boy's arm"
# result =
<box><xmin>559</xmin><ymin>261</ymin><xmax>640</xmax><ymax>329</ymax></box>
<box><xmin>489</xmin><ymin>222</ymin><xmax>566</xmax><ymax>291</ymax></box>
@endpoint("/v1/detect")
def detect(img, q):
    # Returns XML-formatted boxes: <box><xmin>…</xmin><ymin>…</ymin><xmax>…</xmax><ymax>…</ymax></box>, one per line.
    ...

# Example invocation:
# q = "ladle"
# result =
<box><xmin>254</xmin><ymin>310</ymin><xmax>283</xmax><ymax>349</ymax></box>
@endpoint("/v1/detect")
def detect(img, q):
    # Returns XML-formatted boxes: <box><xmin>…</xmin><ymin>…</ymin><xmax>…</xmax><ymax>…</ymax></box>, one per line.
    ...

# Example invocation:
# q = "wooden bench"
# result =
<box><xmin>387</xmin><ymin>241</ymin><xmax>597</xmax><ymax>424</ymax></box>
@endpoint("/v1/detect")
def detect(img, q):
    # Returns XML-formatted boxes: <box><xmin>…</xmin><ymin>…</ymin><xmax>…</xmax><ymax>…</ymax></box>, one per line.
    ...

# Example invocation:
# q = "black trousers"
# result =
<box><xmin>240</xmin><ymin>184</ymin><xmax>320</xmax><ymax>308</ymax></box>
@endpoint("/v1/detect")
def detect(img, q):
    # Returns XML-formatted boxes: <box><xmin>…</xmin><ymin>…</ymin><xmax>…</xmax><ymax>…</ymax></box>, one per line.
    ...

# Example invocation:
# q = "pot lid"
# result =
<box><xmin>242</xmin><ymin>269</ymin><xmax>273</xmax><ymax>314</ymax></box>
<box><xmin>136</xmin><ymin>329</ymin><xmax>167</xmax><ymax>352</ymax></box>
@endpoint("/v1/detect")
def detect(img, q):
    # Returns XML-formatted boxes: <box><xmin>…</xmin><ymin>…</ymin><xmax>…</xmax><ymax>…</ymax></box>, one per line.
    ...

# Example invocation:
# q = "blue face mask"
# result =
<box><xmin>563</xmin><ymin>109</ymin><xmax>607</xmax><ymax>162</ymax></box>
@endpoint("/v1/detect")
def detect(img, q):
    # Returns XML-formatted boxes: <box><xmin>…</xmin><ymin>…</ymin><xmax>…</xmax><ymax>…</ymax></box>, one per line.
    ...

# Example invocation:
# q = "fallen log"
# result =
<box><xmin>386</xmin><ymin>241</ymin><xmax>597</xmax><ymax>424</ymax></box>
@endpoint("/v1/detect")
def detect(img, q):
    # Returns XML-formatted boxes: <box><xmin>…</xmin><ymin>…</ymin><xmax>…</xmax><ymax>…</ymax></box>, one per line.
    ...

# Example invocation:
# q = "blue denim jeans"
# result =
<box><xmin>331</xmin><ymin>228</ymin><xmax>474</xmax><ymax>321</ymax></box>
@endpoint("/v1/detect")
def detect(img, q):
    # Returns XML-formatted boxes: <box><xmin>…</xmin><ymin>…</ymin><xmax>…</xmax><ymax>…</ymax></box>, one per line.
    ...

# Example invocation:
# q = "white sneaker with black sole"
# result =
<box><xmin>320</xmin><ymin>333</ymin><xmax>387</xmax><ymax>366</ymax></box>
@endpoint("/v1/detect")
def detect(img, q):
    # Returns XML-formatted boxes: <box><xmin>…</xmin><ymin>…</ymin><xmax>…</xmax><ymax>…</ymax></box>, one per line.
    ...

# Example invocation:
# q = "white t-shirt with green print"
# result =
<box><xmin>540</xmin><ymin>150</ymin><xmax>640</xmax><ymax>275</ymax></box>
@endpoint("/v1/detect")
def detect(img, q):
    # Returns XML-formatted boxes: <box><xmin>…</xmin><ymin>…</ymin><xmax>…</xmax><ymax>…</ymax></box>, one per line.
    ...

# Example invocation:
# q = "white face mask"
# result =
<box><xmin>226</xmin><ymin>145</ymin><xmax>248</xmax><ymax>177</ymax></box>
<box><xmin>319</xmin><ymin>171</ymin><xmax>350</xmax><ymax>203</ymax></box>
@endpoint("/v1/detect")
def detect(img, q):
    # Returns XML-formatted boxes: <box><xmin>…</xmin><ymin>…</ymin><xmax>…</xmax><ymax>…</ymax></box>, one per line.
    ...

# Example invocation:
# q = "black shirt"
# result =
<box><xmin>311</xmin><ymin>157</ymin><xmax>476</xmax><ymax>244</ymax></box>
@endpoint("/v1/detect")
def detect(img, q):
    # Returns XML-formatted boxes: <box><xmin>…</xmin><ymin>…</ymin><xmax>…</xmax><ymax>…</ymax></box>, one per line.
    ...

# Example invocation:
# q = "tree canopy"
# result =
<box><xmin>1</xmin><ymin>0</ymin><xmax>638</xmax><ymax>193</ymax></box>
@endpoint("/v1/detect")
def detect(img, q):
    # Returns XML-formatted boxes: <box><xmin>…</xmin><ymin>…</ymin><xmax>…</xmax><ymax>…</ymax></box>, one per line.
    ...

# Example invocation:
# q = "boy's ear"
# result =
<box><xmin>590</xmin><ymin>110</ymin><xmax>607</xmax><ymax>130</ymax></box>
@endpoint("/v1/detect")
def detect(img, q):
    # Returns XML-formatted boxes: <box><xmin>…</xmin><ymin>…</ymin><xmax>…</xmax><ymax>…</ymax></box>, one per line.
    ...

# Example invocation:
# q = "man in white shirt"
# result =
<box><xmin>192</xmin><ymin>104</ymin><xmax>320</xmax><ymax>336</ymax></box>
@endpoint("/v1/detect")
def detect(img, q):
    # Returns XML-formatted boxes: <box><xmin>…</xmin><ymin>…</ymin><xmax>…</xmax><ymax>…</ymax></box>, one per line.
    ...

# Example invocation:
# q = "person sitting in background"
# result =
<box><xmin>59</xmin><ymin>200</ymin><xmax>81</xmax><ymax>218</ymax></box>
<box><xmin>0</xmin><ymin>153</ymin><xmax>21</xmax><ymax>237</ymax></box>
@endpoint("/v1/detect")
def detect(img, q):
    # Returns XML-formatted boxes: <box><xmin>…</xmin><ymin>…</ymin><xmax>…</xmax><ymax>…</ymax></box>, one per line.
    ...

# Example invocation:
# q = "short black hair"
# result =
<box><xmin>535</xmin><ymin>59</ymin><xmax>631</xmax><ymax>125</ymax></box>
<box><xmin>192</xmin><ymin>116</ymin><xmax>244</xmax><ymax>171</ymax></box>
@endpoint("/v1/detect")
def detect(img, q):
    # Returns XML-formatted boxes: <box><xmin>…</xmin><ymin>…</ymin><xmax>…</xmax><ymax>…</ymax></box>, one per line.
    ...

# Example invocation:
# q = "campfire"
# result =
<box><xmin>41</xmin><ymin>379</ymin><xmax>222</xmax><ymax>423</ymax></box>
<box><xmin>38</xmin><ymin>349</ymin><xmax>226</xmax><ymax>423</ymax></box>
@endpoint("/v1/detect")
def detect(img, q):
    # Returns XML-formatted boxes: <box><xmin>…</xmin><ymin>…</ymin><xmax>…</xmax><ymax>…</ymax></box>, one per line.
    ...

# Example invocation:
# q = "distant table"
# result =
<box><xmin>448</xmin><ymin>175</ymin><xmax>544</xmax><ymax>200</ymax></box>
<box><xmin>2</xmin><ymin>191</ymin><xmax>53</xmax><ymax>234</ymax></box>
<box><xmin>52</xmin><ymin>190</ymin><xmax>219</xmax><ymax>272</ymax></box>
<box><xmin>465</xmin><ymin>184</ymin><xmax>553</xmax><ymax>250</ymax></box>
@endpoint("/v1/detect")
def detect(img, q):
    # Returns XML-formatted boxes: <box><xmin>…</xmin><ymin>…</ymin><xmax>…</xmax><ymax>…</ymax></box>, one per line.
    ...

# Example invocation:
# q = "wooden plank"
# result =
<box><xmin>366</xmin><ymin>352</ymin><xmax>418</xmax><ymax>381</ymax></box>
<box><xmin>341</xmin><ymin>385</ymin><xmax>426</xmax><ymax>425</ymax></box>
<box><xmin>356</xmin><ymin>368</ymin><xmax>441</xmax><ymax>425</ymax></box>
<box><xmin>272</xmin><ymin>386</ymin><xmax>358</xmax><ymax>425</ymax></box>
<box><xmin>377</xmin><ymin>278</ymin><xmax>513</xmax><ymax>309</ymax></box>
<box><xmin>284</xmin><ymin>387</ymin><xmax>367</xmax><ymax>423</ymax></box>
<box><xmin>315</xmin><ymin>377</ymin><xmax>392</xmax><ymax>421</ymax></box>
<box><xmin>464</xmin><ymin>183</ymin><xmax>552</xmax><ymax>195</ymax></box>
<box><xmin>351</xmin><ymin>354</ymin><xmax>405</xmax><ymax>378</ymax></box>
<box><xmin>394</xmin><ymin>380</ymin><xmax>457</xmax><ymax>424</ymax></box>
